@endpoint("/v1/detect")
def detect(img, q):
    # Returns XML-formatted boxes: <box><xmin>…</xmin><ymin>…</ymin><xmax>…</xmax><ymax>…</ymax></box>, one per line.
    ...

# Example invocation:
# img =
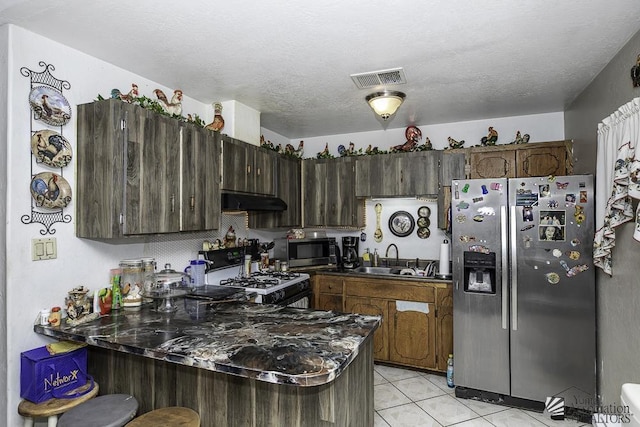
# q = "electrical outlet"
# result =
<box><xmin>32</xmin><ymin>238</ymin><xmax>57</xmax><ymax>260</ymax></box>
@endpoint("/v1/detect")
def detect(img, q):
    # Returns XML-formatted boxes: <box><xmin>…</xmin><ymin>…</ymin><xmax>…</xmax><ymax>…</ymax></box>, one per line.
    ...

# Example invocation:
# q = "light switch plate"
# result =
<box><xmin>32</xmin><ymin>238</ymin><xmax>57</xmax><ymax>260</ymax></box>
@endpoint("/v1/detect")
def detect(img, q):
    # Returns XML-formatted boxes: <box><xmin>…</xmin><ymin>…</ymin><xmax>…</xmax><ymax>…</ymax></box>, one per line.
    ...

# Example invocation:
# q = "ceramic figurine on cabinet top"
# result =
<box><xmin>447</xmin><ymin>136</ymin><xmax>465</xmax><ymax>149</ymax></box>
<box><xmin>510</xmin><ymin>130</ymin><xmax>530</xmax><ymax>144</ymax></box>
<box><xmin>285</xmin><ymin>141</ymin><xmax>304</xmax><ymax>158</ymax></box>
<box><xmin>260</xmin><ymin>135</ymin><xmax>279</xmax><ymax>152</ymax></box>
<box><xmin>154</xmin><ymin>89</ymin><xmax>183</xmax><ymax>116</ymax></box>
<box><xmin>111</xmin><ymin>83</ymin><xmax>139</xmax><ymax>103</ymax></box>
<box><xmin>365</xmin><ymin>144</ymin><xmax>386</xmax><ymax>155</ymax></box>
<box><xmin>392</xmin><ymin>125</ymin><xmax>422</xmax><ymax>152</ymax></box>
<box><xmin>316</xmin><ymin>142</ymin><xmax>335</xmax><ymax>159</ymax></box>
<box><xmin>206</xmin><ymin>102</ymin><xmax>225</xmax><ymax>132</ymax></box>
<box><xmin>480</xmin><ymin>126</ymin><xmax>499</xmax><ymax>146</ymax></box>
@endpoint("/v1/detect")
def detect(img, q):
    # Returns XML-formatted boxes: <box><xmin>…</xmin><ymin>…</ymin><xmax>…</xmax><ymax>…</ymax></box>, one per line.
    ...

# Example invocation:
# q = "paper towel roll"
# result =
<box><xmin>439</xmin><ymin>240</ymin><xmax>450</xmax><ymax>276</ymax></box>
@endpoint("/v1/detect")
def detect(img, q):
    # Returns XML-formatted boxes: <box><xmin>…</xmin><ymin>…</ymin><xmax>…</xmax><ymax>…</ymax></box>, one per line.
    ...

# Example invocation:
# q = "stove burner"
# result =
<box><xmin>219</xmin><ymin>277</ymin><xmax>280</xmax><ymax>289</ymax></box>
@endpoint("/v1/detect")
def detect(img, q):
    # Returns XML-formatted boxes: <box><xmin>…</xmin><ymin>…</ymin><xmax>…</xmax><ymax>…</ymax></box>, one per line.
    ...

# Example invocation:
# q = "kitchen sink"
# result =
<box><xmin>347</xmin><ymin>266</ymin><xmax>403</xmax><ymax>276</ymax></box>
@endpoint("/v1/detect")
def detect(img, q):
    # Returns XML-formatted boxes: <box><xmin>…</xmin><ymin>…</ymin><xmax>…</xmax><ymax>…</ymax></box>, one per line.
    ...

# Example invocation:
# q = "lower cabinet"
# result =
<box><xmin>312</xmin><ymin>273</ymin><xmax>452</xmax><ymax>372</ymax></box>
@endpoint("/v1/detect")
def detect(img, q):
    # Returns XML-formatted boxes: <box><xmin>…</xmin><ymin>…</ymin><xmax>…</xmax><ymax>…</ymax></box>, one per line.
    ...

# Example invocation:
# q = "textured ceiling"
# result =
<box><xmin>2</xmin><ymin>0</ymin><xmax>640</xmax><ymax>139</ymax></box>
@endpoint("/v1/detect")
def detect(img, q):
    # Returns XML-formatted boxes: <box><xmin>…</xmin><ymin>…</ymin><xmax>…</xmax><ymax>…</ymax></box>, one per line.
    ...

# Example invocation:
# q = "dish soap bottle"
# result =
<box><xmin>373</xmin><ymin>249</ymin><xmax>379</xmax><ymax>267</ymax></box>
<box><xmin>446</xmin><ymin>354</ymin><xmax>455</xmax><ymax>388</ymax></box>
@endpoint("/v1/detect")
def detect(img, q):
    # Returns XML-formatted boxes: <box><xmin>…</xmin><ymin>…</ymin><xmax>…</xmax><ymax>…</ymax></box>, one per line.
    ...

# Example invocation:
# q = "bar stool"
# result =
<box><xmin>126</xmin><ymin>407</ymin><xmax>200</xmax><ymax>427</ymax></box>
<box><xmin>57</xmin><ymin>394</ymin><xmax>138</xmax><ymax>427</ymax></box>
<box><xmin>18</xmin><ymin>380</ymin><xmax>99</xmax><ymax>427</ymax></box>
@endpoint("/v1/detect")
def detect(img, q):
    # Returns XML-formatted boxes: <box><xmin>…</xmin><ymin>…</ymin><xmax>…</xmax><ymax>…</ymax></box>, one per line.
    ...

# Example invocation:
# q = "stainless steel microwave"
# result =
<box><xmin>273</xmin><ymin>237</ymin><xmax>338</xmax><ymax>268</ymax></box>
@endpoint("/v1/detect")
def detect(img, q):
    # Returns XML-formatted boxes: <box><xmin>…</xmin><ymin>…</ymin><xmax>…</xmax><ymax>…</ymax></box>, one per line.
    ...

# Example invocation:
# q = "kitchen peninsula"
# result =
<box><xmin>34</xmin><ymin>301</ymin><xmax>380</xmax><ymax>426</ymax></box>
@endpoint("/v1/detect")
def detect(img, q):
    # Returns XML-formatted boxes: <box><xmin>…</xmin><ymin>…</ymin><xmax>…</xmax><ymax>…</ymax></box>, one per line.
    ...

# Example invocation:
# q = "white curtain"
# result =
<box><xmin>593</xmin><ymin>97</ymin><xmax>640</xmax><ymax>275</ymax></box>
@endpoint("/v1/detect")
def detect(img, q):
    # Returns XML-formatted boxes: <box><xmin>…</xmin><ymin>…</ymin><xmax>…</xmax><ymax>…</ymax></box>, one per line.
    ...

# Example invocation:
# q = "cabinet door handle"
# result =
<box><xmin>171</xmin><ymin>194</ymin><xmax>175</xmax><ymax>213</ymax></box>
<box><xmin>190</xmin><ymin>195</ymin><xmax>195</xmax><ymax>211</ymax></box>
<box><xmin>247</xmin><ymin>164</ymin><xmax>251</xmax><ymax>174</ymax></box>
<box><xmin>257</xmin><ymin>167</ymin><xmax>261</xmax><ymax>176</ymax></box>
<box><xmin>400</xmin><ymin>170</ymin><xmax>404</xmax><ymax>183</ymax></box>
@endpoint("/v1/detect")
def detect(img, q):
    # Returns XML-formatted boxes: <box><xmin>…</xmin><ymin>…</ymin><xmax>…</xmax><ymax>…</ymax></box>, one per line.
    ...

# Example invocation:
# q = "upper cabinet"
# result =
<box><xmin>248</xmin><ymin>155</ymin><xmax>302</xmax><ymax>229</ymax></box>
<box><xmin>469</xmin><ymin>140</ymin><xmax>572</xmax><ymax>179</ymax></box>
<box><xmin>303</xmin><ymin>157</ymin><xmax>364</xmax><ymax>228</ymax></box>
<box><xmin>221</xmin><ymin>136</ymin><xmax>276</xmax><ymax>196</ymax></box>
<box><xmin>76</xmin><ymin>99</ymin><xmax>220</xmax><ymax>239</ymax></box>
<box><xmin>355</xmin><ymin>151</ymin><xmax>443</xmax><ymax>198</ymax></box>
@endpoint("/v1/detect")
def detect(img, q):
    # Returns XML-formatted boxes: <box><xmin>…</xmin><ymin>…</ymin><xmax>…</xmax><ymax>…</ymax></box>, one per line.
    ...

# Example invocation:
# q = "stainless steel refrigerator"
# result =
<box><xmin>451</xmin><ymin>175</ymin><xmax>596</xmax><ymax>408</ymax></box>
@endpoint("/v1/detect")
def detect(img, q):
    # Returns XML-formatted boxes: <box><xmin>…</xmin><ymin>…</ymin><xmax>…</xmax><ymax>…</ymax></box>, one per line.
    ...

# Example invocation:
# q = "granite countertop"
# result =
<box><xmin>34</xmin><ymin>297</ymin><xmax>380</xmax><ymax>387</ymax></box>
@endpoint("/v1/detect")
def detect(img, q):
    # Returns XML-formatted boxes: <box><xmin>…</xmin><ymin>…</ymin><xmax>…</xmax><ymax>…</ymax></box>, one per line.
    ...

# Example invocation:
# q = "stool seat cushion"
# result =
<box><xmin>58</xmin><ymin>394</ymin><xmax>138</xmax><ymax>427</ymax></box>
<box><xmin>126</xmin><ymin>407</ymin><xmax>200</xmax><ymax>427</ymax></box>
<box><xmin>18</xmin><ymin>380</ymin><xmax>99</xmax><ymax>418</ymax></box>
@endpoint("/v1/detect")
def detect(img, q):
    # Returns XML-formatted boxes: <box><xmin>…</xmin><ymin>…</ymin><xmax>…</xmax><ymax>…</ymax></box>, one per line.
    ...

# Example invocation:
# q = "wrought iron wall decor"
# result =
<box><xmin>21</xmin><ymin>62</ymin><xmax>72</xmax><ymax>235</ymax></box>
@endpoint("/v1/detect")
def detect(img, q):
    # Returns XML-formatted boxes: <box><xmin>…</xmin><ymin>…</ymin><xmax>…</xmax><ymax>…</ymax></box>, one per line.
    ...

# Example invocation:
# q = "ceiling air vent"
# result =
<box><xmin>350</xmin><ymin>67</ymin><xmax>407</xmax><ymax>89</ymax></box>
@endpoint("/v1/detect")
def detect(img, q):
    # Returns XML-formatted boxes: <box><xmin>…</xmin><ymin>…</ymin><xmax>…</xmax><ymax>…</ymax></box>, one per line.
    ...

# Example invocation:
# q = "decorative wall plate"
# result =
<box><xmin>418</xmin><ymin>206</ymin><xmax>431</xmax><ymax>217</ymax></box>
<box><xmin>417</xmin><ymin>227</ymin><xmax>431</xmax><ymax>239</ymax></box>
<box><xmin>389</xmin><ymin>211</ymin><xmax>415</xmax><ymax>237</ymax></box>
<box><xmin>28</xmin><ymin>86</ymin><xmax>71</xmax><ymax>126</ymax></box>
<box><xmin>417</xmin><ymin>216</ymin><xmax>431</xmax><ymax>228</ymax></box>
<box><xmin>31</xmin><ymin>130</ymin><xmax>72</xmax><ymax>168</ymax></box>
<box><xmin>30</xmin><ymin>172</ymin><xmax>72</xmax><ymax>208</ymax></box>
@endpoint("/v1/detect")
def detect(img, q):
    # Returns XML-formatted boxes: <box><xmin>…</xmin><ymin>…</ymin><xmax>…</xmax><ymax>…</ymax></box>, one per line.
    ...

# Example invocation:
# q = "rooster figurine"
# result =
<box><xmin>284</xmin><ymin>141</ymin><xmax>304</xmax><ymax>158</ymax></box>
<box><xmin>154</xmin><ymin>89</ymin><xmax>183</xmax><ymax>116</ymax></box>
<box><xmin>510</xmin><ymin>130</ymin><xmax>530</xmax><ymax>145</ymax></box>
<box><xmin>480</xmin><ymin>127</ymin><xmax>498</xmax><ymax>146</ymax></box>
<box><xmin>206</xmin><ymin>102</ymin><xmax>225</xmax><ymax>132</ymax></box>
<box><xmin>111</xmin><ymin>83</ymin><xmax>139</xmax><ymax>103</ymax></box>
<box><xmin>447</xmin><ymin>137</ymin><xmax>465</xmax><ymax>149</ymax></box>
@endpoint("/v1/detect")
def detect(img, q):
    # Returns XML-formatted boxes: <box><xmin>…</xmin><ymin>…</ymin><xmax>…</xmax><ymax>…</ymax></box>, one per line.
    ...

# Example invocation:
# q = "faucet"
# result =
<box><xmin>385</xmin><ymin>244</ymin><xmax>399</xmax><ymax>266</ymax></box>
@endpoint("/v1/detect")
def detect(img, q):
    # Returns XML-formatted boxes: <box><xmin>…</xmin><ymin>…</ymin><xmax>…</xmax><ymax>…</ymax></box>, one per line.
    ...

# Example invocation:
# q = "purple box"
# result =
<box><xmin>20</xmin><ymin>345</ymin><xmax>89</xmax><ymax>403</ymax></box>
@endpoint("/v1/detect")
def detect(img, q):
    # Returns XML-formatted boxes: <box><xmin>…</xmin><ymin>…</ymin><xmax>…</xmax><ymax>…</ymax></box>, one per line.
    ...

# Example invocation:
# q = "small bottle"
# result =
<box><xmin>243</xmin><ymin>255</ymin><xmax>252</xmax><ymax>278</ymax></box>
<box><xmin>373</xmin><ymin>249</ymin><xmax>379</xmax><ymax>267</ymax></box>
<box><xmin>39</xmin><ymin>309</ymin><xmax>51</xmax><ymax>325</ymax></box>
<box><xmin>446</xmin><ymin>354</ymin><xmax>455</xmax><ymax>388</ymax></box>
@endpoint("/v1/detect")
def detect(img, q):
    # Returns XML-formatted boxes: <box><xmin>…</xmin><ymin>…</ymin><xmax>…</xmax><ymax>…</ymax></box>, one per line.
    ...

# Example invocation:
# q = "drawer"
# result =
<box><xmin>346</xmin><ymin>278</ymin><xmax>435</xmax><ymax>302</ymax></box>
<box><xmin>316</xmin><ymin>276</ymin><xmax>344</xmax><ymax>295</ymax></box>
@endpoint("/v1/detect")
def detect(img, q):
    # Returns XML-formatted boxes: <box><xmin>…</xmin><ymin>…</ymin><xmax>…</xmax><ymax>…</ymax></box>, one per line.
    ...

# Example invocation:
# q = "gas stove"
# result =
<box><xmin>218</xmin><ymin>271</ymin><xmax>311</xmax><ymax>305</ymax></box>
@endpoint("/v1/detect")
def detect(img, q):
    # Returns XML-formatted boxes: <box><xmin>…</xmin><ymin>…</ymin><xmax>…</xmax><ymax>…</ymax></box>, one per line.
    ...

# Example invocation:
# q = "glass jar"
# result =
<box><xmin>141</xmin><ymin>257</ymin><xmax>156</xmax><ymax>298</ymax></box>
<box><xmin>119</xmin><ymin>259</ymin><xmax>143</xmax><ymax>307</ymax></box>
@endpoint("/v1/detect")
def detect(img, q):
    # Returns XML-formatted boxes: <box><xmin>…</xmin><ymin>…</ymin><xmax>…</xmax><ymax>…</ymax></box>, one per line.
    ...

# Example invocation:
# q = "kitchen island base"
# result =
<box><xmin>87</xmin><ymin>338</ymin><xmax>374</xmax><ymax>426</ymax></box>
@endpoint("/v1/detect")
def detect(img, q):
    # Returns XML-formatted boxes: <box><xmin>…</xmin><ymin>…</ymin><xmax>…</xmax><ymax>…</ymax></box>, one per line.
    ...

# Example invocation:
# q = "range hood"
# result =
<box><xmin>221</xmin><ymin>192</ymin><xmax>287</xmax><ymax>212</ymax></box>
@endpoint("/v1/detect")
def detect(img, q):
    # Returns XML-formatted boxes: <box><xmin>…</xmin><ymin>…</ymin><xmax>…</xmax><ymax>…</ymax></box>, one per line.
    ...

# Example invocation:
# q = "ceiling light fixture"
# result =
<box><xmin>366</xmin><ymin>91</ymin><xmax>406</xmax><ymax>120</ymax></box>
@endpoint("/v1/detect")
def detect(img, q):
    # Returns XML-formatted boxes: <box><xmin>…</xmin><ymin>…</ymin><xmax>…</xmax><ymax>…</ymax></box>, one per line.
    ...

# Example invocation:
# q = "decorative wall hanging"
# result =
<box><xmin>389</xmin><ymin>210</ymin><xmax>415</xmax><ymax>237</ymax></box>
<box><xmin>21</xmin><ymin>62</ymin><xmax>72</xmax><ymax>235</ymax></box>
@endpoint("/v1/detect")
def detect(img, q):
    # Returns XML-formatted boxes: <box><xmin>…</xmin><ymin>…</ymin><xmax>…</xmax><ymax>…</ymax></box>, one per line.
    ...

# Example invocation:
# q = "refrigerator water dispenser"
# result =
<box><xmin>463</xmin><ymin>251</ymin><xmax>496</xmax><ymax>294</ymax></box>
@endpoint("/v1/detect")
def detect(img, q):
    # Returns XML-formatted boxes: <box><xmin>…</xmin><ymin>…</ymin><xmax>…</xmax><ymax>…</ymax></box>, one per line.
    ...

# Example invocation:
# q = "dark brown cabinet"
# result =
<box><xmin>221</xmin><ymin>136</ymin><xmax>276</xmax><ymax>196</ymax></box>
<box><xmin>303</xmin><ymin>157</ymin><xmax>364</xmax><ymax>228</ymax></box>
<box><xmin>469</xmin><ymin>140</ymin><xmax>572</xmax><ymax>179</ymax></box>
<box><xmin>76</xmin><ymin>99</ymin><xmax>220</xmax><ymax>239</ymax></box>
<box><xmin>355</xmin><ymin>151</ymin><xmax>442</xmax><ymax>198</ymax></box>
<box><xmin>248</xmin><ymin>155</ymin><xmax>302</xmax><ymax>229</ymax></box>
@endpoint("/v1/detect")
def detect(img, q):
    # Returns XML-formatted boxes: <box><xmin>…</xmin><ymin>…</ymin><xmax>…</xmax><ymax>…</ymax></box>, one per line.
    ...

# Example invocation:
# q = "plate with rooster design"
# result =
<box><xmin>28</xmin><ymin>86</ymin><xmax>71</xmax><ymax>126</ymax></box>
<box><xmin>31</xmin><ymin>130</ymin><xmax>73</xmax><ymax>168</ymax></box>
<box><xmin>30</xmin><ymin>172</ymin><xmax>72</xmax><ymax>209</ymax></box>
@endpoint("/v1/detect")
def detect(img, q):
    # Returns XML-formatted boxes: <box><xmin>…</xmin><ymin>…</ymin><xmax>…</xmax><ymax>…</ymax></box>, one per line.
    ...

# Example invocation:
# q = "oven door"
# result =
<box><xmin>278</xmin><ymin>289</ymin><xmax>311</xmax><ymax>308</ymax></box>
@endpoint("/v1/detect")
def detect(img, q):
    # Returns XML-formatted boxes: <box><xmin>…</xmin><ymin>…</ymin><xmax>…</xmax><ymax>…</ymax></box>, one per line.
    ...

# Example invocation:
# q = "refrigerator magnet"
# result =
<box><xmin>472</xmin><ymin>215</ymin><xmax>484</xmax><ymax>222</ymax></box>
<box><xmin>523</xmin><ymin>207</ymin><xmax>534</xmax><ymax>222</ymax></box>
<box><xmin>456</xmin><ymin>214</ymin><xmax>467</xmax><ymax>223</ymax></box>
<box><xmin>456</xmin><ymin>201</ymin><xmax>469</xmax><ymax>211</ymax></box>
<box><xmin>539</xmin><ymin>184</ymin><xmax>551</xmax><ymax>197</ymax></box>
<box><xmin>567</xmin><ymin>264</ymin><xmax>589</xmax><ymax>277</ymax></box>
<box><xmin>566</xmin><ymin>250</ymin><xmax>580</xmax><ymax>260</ymax></box>
<box><xmin>546</xmin><ymin>272</ymin><xmax>560</xmax><ymax>284</ymax></box>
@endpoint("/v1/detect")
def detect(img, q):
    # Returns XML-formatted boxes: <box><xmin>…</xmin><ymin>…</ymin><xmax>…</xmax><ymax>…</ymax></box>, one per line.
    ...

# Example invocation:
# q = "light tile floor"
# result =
<box><xmin>373</xmin><ymin>364</ymin><xmax>592</xmax><ymax>427</ymax></box>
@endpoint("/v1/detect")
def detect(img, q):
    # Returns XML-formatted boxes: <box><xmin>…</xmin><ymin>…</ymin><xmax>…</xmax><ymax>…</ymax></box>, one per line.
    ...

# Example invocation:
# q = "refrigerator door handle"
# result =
<box><xmin>510</xmin><ymin>205</ymin><xmax>518</xmax><ymax>331</ymax></box>
<box><xmin>501</xmin><ymin>205</ymin><xmax>509</xmax><ymax>330</ymax></box>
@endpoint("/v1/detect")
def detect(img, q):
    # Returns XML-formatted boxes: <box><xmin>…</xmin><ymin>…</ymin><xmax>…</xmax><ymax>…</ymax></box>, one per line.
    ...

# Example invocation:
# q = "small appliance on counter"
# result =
<box><xmin>342</xmin><ymin>236</ymin><xmax>360</xmax><ymax>269</ymax></box>
<box><xmin>273</xmin><ymin>237</ymin><xmax>338</xmax><ymax>268</ymax></box>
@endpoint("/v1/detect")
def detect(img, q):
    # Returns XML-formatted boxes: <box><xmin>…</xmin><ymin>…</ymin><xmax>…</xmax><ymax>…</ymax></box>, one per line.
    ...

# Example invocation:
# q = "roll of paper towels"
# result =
<box><xmin>439</xmin><ymin>239</ymin><xmax>450</xmax><ymax>276</ymax></box>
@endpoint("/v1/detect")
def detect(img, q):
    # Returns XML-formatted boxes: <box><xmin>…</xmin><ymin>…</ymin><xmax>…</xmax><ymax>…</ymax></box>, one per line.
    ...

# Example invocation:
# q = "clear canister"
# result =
<box><xmin>119</xmin><ymin>259</ymin><xmax>143</xmax><ymax>306</ymax></box>
<box><xmin>141</xmin><ymin>257</ymin><xmax>156</xmax><ymax>297</ymax></box>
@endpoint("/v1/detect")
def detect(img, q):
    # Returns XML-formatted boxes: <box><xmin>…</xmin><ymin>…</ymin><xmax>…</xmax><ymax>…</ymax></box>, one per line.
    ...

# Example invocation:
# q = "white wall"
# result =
<box><xmin>1</xmin><ymin>23</ymin><xmax>10</xmax><ymax>424</ymax></box>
